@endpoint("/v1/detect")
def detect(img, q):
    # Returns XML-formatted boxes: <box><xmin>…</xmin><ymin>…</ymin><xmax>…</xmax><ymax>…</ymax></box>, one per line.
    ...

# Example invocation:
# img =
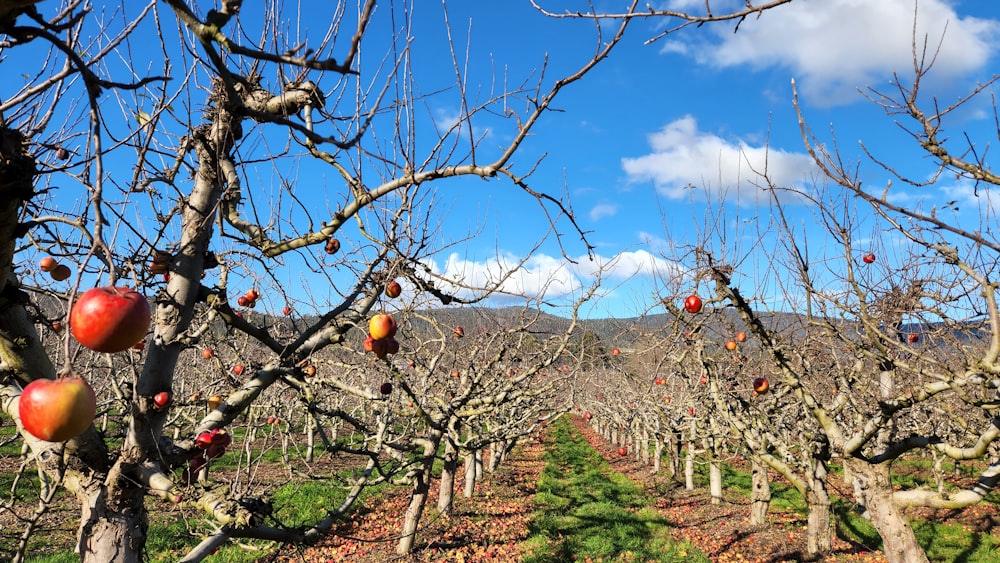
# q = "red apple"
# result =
<box><xmin>153</xmin><ymin>391</ymin><xmax>172</xmax><ymax>409</ymax></box>
<box><xmin>210</xmin><ymin>429</ymin><xmax>232</xmax><ymax>447</ymax></box>
<box><xmin>369</xmin><ymin>314</ymin><xmax>397</xmax><ymax>340</ymax></box>
<box><xmin>149</xmin><ymin>250</ymin><xmax>172</xmax><ymax>275</ymax></box>
<box><xmin>617</xmin><ymin>447</ymin><xmax>627</xmax><ymax>457</ymax></box>
<box><xmin>237</xmin><ymin>296</ymin><xmax>249</xmax><ymax>307</ymax></box>
<box><xmin>371</xmin><ymin>338</ymin><xmax>390</xmax><ymax>359</ymax></box>
<box><xmin>50</xmin><ymin>264</ymin><xmax>72</xmax><ymax>281</ymax></box>
<box><xmin>19</xmin><ymin>377</ymin><xmax>97</xmax><ymax>442</ymax></box>
<box><xmin>302</xmin><ymin>364</ymin><xmax>317</xmax><ymax>377</ymax></box>
<box><xmin>385</xmin><ymin>280</ymin><xmax>402</xmax><ymax>299</ymax></box>
<box><xmin>907</xmin><ymin>333</ymin><xmax>920</xmax><ymax>343</ymax></box>
<box><xmin>725</xmin><ymin>340</ymin><xmax>738</xmax><ymax>351</ymax></box>
<box><xmin>324</xmin><ymin>237</ymin><xmax>341</xmax><ymax>254</ymax></box>
<box><xmin>204</xmin><ymin>443</ymin><xmax>226</xmax><ymax>459</ymax></box>
<box><xmin>699</xmin><ymin>374</ymin><xmax>708</xmax><ymax>385</ymax></box>
<box><xmin>70</xmin><ymin>286</ymin><xmax>151</xmax><ymax>353</ymax></box>
<box><xmin>736</xmin><ymin>331</ymin><xmax>747</xmax><ymax>343</ymax></box>
<box><xmin>196</xmin><ymin>428</ymin><xmax>230</xmax><ymax>449</ymax></box>
<box><xmin>753</xmin><ymin>377</ymin><xmax>770</xmax><ymax>395</ymax></box>
<box><xmin>664</xmin><ymin>396</ymin><xmax>671</xmax><ymax>404</ymax></box>
<box><xmin>453</xmin><ymin>326</ymin><xmax>465</xmax><ymax>338</ymax></box>
<box><xmin>379</xmin><ymin>382</ymin><xmax>393</xmax><ymax>395</ymax></box>
<box><xmin>583</xmin><ymin>411</ymin><xmax>592</xmax><ymax>420</ymax></box>
<box><xmin>190</xmin><ymin>455</ymin><xmax>208</xmax><ymax>472</ymax></box>
<box><xmin>245</xmin><ymin>288</ymin><xmax>259</xmax><ymax>301</ymax></box>
<box><xmin>683</xmin><ymin>294</ymin><xmax>703</xmax><ymax>314</ymax></box>
<box><xmin>39</xmin><ymin>257</ymin><xmax>57</xmax><ymax>272</ymax></box>
<box><xmin>282</xmin><ymin>306</ymin><xmax>292</xmax><ymax>316</ymax></box>
<box><xmin>863</xmin><ymin>253</ymin><xmax>876</xmax><ymax>264</ymax></box>
<box><xmin>231</xmin><ymin>363</ymin><xmax>245</xmax><ymax>376</ymax></box>
<box><xmin>611</xmin><ymin>347</ymin><xmax>621</xmax><ymax>356</ymax></box>
<box><xmin>202</xmin><ymin>348</ymin><xmax>214</xmax><ymax>359</ymax></box>
<box><xmin>408</xmin><ymin>361</ymin><xmax>415</xmax><ymax>368</ymax></box>
<box><xmin>688</xmin><ymin>406</ymin><xmax>695</xmax><ymax>416</ymax></box>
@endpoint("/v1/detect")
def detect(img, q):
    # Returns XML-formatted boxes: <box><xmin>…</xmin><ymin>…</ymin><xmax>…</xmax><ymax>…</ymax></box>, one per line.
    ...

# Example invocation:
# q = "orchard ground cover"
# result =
<box><xmin>5</xmin><ymin>415</ymin><xmax>999</xmax><ymax>562</ymax></box>
<box><xmin>569</xmin><ymin>415</ymin><xmax>1000</xmax><ymax>563</ymax></box>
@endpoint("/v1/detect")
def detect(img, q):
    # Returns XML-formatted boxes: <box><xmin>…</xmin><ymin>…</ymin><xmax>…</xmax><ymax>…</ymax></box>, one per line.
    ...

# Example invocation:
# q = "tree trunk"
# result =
<box><xmin>685</xmin><ymin>418</ymin><xmax>696</xmax><ymax>490</ymax></box>
<box><xmin>845</xmin><ymin>458</ymin><xmax>930</xmax><ymax>563</ymax></box>
<box><xmin>463</xmin><ymin>450</ymin><xmax>476</xmax><ymax>498</ymax></box>
<box><xmin>805</xmin><ymin>456</ymin><xmax>832</xmax><ymax>556</ymax></box>
<box><xmin>709</xmin><ymin>460</ymin><xmax>723</xmax><ymax>504</ymax></box>
<box><xmin>305</xmin><ymin>413</ymin><xmax>315</xmax><ymax>463</ymax></box>
<box><xmin>78</xmin><ymin>480</ymin><xmax>147</xmax><ymax>563</ymax></box>
<box><xmin>437</xmin><ymin>439</ymin><xmax>458</xmax><ymax>516</ymax></box>
<box><xmin>749</xmin><ymin>456</ymin><xmax>771</xmax><ymax>526</ymax></box>
<box><xmin>653</xmin><ymin>438</ymin><xmax>662</xmax><ymax>473</ymax></box>
<box><xmin>668</xmin><ymin>431</ymin><xmax>681</xmax><ymax>479</ymax></box>
<box><xmin>397</xmin><ymin>436</ymin><xmax>440</xmax><ymax>554</ymax></box>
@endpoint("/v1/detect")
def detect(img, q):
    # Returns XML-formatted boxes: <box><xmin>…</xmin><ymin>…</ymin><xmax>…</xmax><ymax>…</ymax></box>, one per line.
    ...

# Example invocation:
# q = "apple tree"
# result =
<box><xmin>0</xmin><ymin>0</ymin><xmax>639</xmax><ymax>560</ymax></box>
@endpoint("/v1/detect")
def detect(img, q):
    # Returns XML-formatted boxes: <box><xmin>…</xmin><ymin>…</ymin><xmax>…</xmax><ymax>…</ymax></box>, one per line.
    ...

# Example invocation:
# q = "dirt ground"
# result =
<box><xmin>4</xmin><ymin>416</ymin><xmax>995</xmax><ymax>561</ymax></box>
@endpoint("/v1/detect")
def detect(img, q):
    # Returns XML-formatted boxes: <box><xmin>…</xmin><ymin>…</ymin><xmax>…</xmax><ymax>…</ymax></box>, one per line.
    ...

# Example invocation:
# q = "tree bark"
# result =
<box><xmin>805</xmin><ymin>456</ymin><xmax>832</xmax><ymax>556</ymax></box>
<box><xmin>437</xmin><ymin>439</ymin><xmax>458</xmax><ymax>516</ymax></box>
<box><xmin>749</xmin><ymin>456</ymin><xmax>771</xmax><ymax>526</ymax></box>
<box><xmin>463</xmin><ymin>450</ymin><xmax>476</xmax><ymax>498</ymax></box>
<box><xmin>653</xmin><ymin>438</ymin><xmax>662</xmax><ymax>474</ymax></box>
<box><xmin>845</xmin><ymin>458</ymin><xmax>930</xmax><ymax>563</ymax></box>
<box><xmin>685</xmin><ymin>418</ymin><xmax>697</xmax><ymax>490</ymax></box>
<box><xmin>709</xmin><ymin>460</ymin><xmax>723</xmax><ymax>504</ymax></box>
<box><xmin>397</xmin><ymin>435</ymin><xmax>440</xmax><ymax>554</ymax></box>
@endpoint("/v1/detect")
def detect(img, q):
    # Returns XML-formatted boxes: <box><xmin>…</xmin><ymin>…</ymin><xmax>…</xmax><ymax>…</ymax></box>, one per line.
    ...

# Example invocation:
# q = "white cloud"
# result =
<box><xmin>621</xmin><ymin>115</ymin><xmax>817</xmax><ymax>204</ymax></box>
<box><xmin>423</xmin><ymin>252</ymin><xmax>582</xmax><ymax>301</ymax></box>
<box><xmin>419</xmin><ymin>247</ymin><xmax>683</xmax><ymax>303</ymax></box>
<box><xmin>589</xmin><ymin>203</ymin><xmax>619</xmax><ymax>220</ymax></box>
<box><xmin>662</xmin><ymin>0</ymin><xmax>998</xmax><ymax>105</ymax></box>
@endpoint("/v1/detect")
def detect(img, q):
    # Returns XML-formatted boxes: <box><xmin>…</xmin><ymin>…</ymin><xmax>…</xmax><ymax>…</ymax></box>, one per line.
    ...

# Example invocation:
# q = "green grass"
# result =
<box><xmin>5</xmin><ymin>448</ymin><xmax>386</xmax><ymax>563</ymax></box>
<box><xmin>718</xmin><ymin>458</ymin><xmax>1000</xmax><ymax>562</ymax></box>
<box><xmin>524</xmin><ymin>418</ymin><xmax>708</xmax><ymax>563</ymax></box>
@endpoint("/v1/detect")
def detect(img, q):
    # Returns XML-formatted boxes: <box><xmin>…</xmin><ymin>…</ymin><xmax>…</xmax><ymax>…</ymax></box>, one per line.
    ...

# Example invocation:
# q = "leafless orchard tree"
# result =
<box><xmin>0</xmin><ymin>0</ymin><xmax>646</xmax><ymax>560</ymax></box>
<box><xmin>659</xmin><ymin>55</ymin><xmax>1000</xmax><ymax>563</ymax></box>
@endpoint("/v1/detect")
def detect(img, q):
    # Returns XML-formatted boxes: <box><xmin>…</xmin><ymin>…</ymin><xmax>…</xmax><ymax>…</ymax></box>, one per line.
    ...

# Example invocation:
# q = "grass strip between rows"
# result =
<box><xmin>523</xmin><ymin>417</ymin><xmax>709</xmax><ymax>562</ymax></box>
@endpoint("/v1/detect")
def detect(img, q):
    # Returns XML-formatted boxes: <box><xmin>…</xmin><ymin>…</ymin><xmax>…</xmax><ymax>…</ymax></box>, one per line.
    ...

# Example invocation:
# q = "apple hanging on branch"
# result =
<box><xmin>71</xmin><ymin>286</ymin><xmax>151</xmax><ymax>353</ymax></box>
<box><xmin>385</xmin><ymin>280</ymin><xmax>402</xmax><ymax>299</ymax></box>
<box><xmin>19</xmin><ymin>375</ymin><xmax>97</xmax><ymax>442</ymax></box>
<box><xmin>39</xmin><ymin>256</ymin><xmax>57</xmax><ymax>272</ymax></box>
<box><xmin>369</xmin><ymin>314</ymin><xmax>397</xmax><ymax>340</ymax></box>
<box><xmin>683</xmin><ymin>294</ymin><xmax>703</xmax><ymax>314</ymax></box>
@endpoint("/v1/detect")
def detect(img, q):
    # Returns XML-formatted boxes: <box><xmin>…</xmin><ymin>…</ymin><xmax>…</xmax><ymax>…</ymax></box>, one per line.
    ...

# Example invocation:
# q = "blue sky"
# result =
<box><xmin>390</xmin><ymin>0</ymin><xmax>1000</xmax><ymax>318</ymax></box>
<box><xmin>11</xmin><ymin>0</ymin><xmax>1000</xmax><ymax>320</ymax></box>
